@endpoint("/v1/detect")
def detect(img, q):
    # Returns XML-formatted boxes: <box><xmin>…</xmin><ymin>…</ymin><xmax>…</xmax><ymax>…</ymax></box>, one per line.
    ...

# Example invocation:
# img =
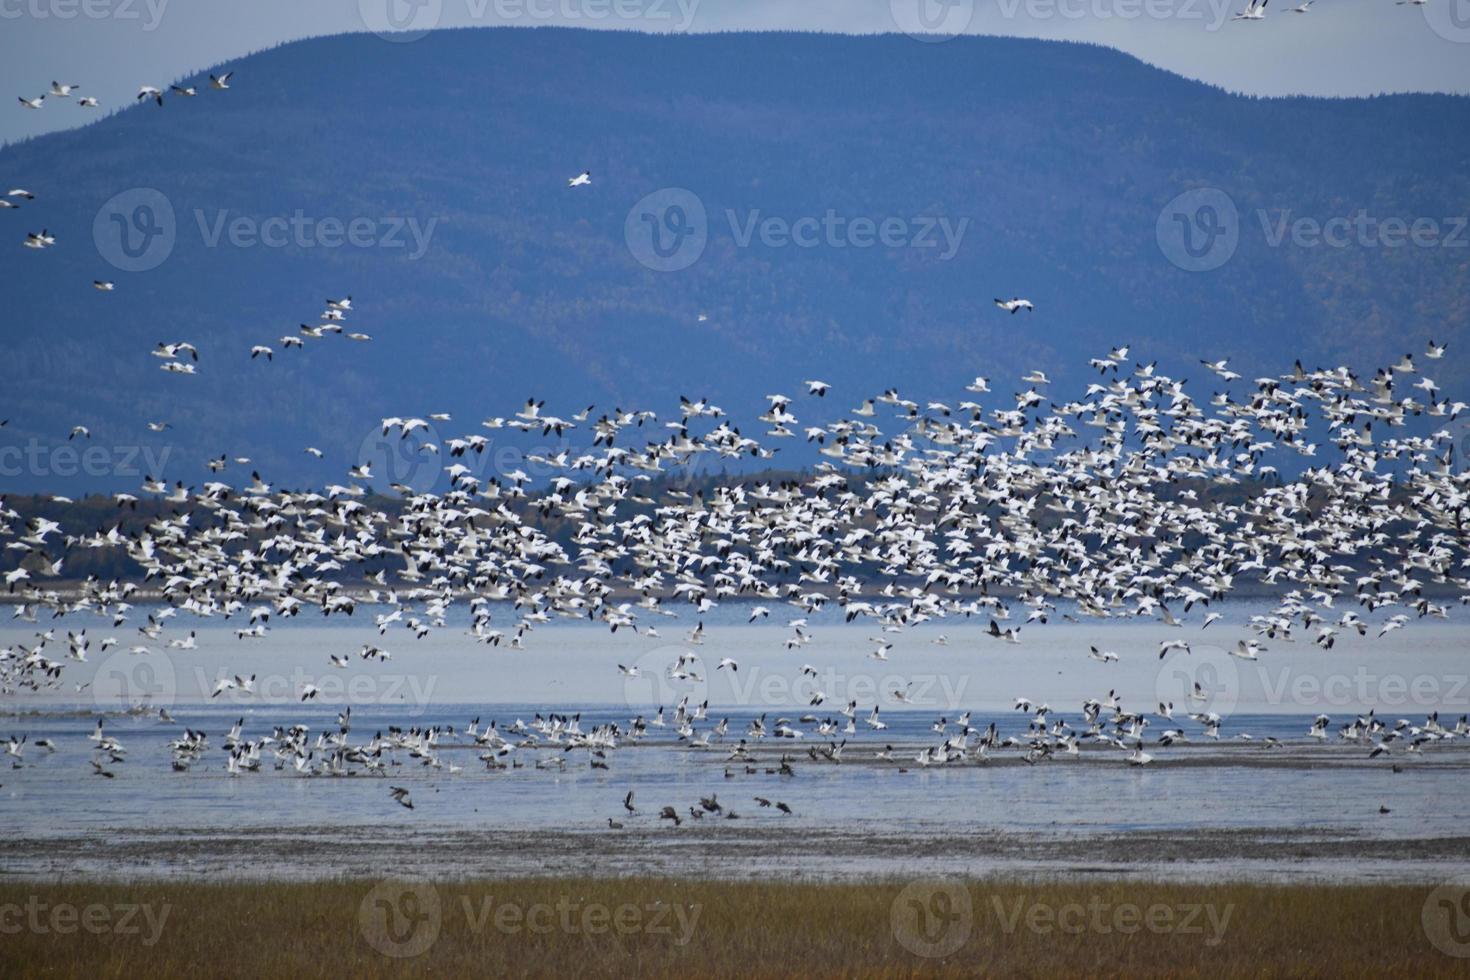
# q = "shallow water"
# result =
<box><xmin>3</xmin><ymin>602</ymin><xmax>1469</xmax><ymax>880</ymax></box>
<box><xmin>1</xmin><ymin>702</ymin><xmax>1465</xmax><ymax>834</ymax></box>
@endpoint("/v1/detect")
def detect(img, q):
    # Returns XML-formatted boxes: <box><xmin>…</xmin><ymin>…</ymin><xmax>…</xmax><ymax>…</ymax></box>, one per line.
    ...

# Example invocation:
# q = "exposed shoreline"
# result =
<box><xmin>5</xmin><ymin>824</ymin><xmax>1470</xmax><ymax>885</ymax></box>
<box><xmin>5</xmin><ymin>738</ymin><xmax>1467</xmax><ymax>886</ymax></box>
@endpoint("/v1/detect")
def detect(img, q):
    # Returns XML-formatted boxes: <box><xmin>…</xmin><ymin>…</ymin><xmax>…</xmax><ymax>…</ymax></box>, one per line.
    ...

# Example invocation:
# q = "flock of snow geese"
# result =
<box><xmin>3</xmin><ymin>335</ymin><xmax>1470</xmax><ymax>819</ymax></box>
<box><xmin>12</xmin><ymin>69</ymin><xmax>236</xmax><ymax>280</ymax></box>
<box><xmin>1230</xmin><ymin>0</ymin><xmax>1431</xmax><ymax>20</ymax></box>
<box><xmin>17</xmin><ymin>72</ymin><xmax>232</xmax><ymax>113</ymax></box>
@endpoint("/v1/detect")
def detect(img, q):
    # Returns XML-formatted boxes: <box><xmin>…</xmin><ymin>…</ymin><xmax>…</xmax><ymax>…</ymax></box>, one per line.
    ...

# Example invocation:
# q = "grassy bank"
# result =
<box><xmin>0</xmin><ymin>877</ymin><xmax>1463</xmax><ymax>977</ymax></box>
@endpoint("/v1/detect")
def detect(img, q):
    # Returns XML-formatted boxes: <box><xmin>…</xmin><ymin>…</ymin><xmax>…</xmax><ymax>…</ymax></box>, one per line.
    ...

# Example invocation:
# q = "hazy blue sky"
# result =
<box><xmin>2</xmin><ymin>0</ymin><xmax>1468</xmax><ymax>144</ymax></box>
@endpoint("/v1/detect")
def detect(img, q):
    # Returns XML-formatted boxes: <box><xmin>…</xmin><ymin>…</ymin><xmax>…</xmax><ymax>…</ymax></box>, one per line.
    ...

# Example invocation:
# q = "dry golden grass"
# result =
<box><xmin>0</xmin><ymin>877</ymin><xmax>1463</xmax><ymax>978</ymax></box>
